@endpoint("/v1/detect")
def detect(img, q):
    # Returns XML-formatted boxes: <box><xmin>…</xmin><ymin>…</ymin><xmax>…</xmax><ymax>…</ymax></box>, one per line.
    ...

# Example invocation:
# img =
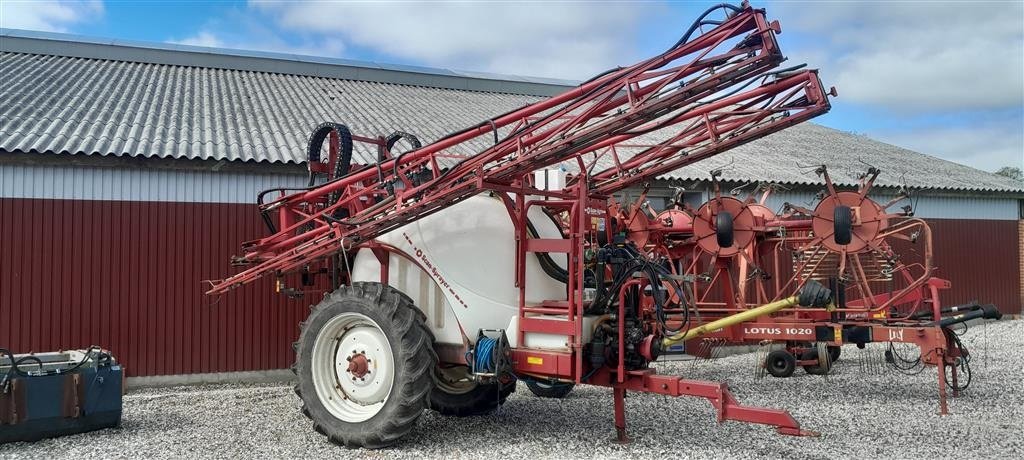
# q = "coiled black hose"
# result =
<box><xmin>384</xmin><ymin>131</ymin><xmax>424</xmax><ymax>185</ymax></box>
<box><xmin>306</xmin><ymin>123</ymin><xmax>355</xmax><ymax>208</ymax></box>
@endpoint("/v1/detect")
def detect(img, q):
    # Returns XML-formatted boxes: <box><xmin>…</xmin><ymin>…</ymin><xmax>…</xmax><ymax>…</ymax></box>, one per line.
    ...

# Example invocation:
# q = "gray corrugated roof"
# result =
<box><xmin>618</xmin><ymin>123</ymin><xmax>1024</xmax><ymax>193</ymax></box>
<box><xmin>0</xmin><ymin>51</ymin><xmax>544</xmax><ymax>165</ymax></box>
<box><xmin>1</xmin><ymin>32</ymin><xmax>1021</xmax><ymax>194</ymax></box>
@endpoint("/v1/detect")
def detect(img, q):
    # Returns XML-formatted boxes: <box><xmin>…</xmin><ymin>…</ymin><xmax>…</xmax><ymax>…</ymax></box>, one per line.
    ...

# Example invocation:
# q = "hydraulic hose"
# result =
<box><xmin>671</xmin><ymin>3</ymin><xmax>743</xmax><ymax>49</ymax></box>
<box><xmin>907</xmin><ymin>301</ymin><xmax>982</xmax><ymax>320</ymax></box>
<box><xmin>525</xmin><ymin>215</ymin><xmax>570</xmax><ymax>284</ymax></box>
<box><xmin>930</xmin><ymin>304</ymin><xmax>1001</xmax><ymax>327</ymax></box>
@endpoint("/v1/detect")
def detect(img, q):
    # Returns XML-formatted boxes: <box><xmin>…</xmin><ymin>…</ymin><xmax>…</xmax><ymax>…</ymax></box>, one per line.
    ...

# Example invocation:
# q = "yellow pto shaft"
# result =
<box><xmin>659</xmin><ymin>279</ymin><xmax>832</xmax><ymax>348</ymax></box>
<box><xmin>662</xmin><ymin>296</ymin><xmax>801</xmax><ymax>348</ymax></box>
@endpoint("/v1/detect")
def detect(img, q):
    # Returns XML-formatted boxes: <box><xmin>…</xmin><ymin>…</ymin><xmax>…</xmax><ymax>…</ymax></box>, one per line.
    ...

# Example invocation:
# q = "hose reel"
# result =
<box><xmin>467</xmin><ymin>329</ymin><xmax>513</xmax><ymax>382</ymax></box>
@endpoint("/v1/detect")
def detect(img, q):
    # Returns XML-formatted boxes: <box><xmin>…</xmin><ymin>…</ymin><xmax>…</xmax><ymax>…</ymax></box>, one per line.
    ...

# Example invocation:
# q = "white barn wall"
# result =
<box><xmin>758</xmin><ymin>190</ymin><xmax>1020</xmax><ymax>221</ymax></box>
<box><xmin>2</xmin><ymin>164</ymin><xmax>1020</xmax><ymax>221</ymax></box>
<box><xmin>0</xmin><ymin>163</ymin><xmax>307</xmax><ymax>204</ymax></box>
<box><xmin>620</xmin><ymin>185</ymin><xmax>1020</xmax><ymax>221</ymax></box>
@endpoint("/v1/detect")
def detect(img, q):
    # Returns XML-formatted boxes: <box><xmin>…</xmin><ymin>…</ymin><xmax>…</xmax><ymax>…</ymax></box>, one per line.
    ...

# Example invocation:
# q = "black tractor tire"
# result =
<box><xmin>525</xmin><ymin>380</ymin><xmax>575</xmax><ymax>399</ymax></box>
<box><xmin>293</xmin><ymin>282</ymin><xmax>436</xmax><ymax>449</ymax></box>
<box><xmin>833</xmin><ymin>205</ymin><xmax>853</xmax><ymax>245</ymax></box>
<box><xmin>429</xmin><ymin>380</ymin><xmax>516</xmax><ymax>416</ymax></box>
<box><xmin>500</xmin><ymin>381</ymin><xmax>516</xmax><ymax>402</ymax></box>
<box><xmin>715</xmin><ymin>211</ymin><xmax>735</xmax><ymax>248</ymax></box>
<box><xmin>765</xmin><ymin>349</ymin><xmax>797</xmax><ymax>378</ymax></box>
<box><xmin>801</xmin><ymin>347</ymin><xmax>833</xmax><ymax>375</ymax></box>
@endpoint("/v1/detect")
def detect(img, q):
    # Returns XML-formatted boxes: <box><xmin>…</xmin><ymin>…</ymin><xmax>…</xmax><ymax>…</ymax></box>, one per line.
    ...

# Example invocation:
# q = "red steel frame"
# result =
<box><xmin>207</xmin><ymin>3</ymin><xmax>832</xmax><ymax>293</ymax></box>
<box><xmin>210</xmin><ymin>3</ymin><xmax>836</xmax><ymax>438</ymax></box>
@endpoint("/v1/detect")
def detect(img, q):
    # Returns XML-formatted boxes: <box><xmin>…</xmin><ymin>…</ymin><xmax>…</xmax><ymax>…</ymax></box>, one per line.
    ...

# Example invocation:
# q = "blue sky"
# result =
<box><xmin>2</xmin><ymin>0</ymin><xmax>1021</xmax><ymax>172</ymax></box>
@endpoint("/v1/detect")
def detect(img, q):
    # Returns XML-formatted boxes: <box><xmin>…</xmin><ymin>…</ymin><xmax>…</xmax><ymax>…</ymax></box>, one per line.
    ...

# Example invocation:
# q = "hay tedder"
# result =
<box><xmin>208</xmin><ymin>2</ymin><xmax>998</xmax><ymax>448</ymax></box>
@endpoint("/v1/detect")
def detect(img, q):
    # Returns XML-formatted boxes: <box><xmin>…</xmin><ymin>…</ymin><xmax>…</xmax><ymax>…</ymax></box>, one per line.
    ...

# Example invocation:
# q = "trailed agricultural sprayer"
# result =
<box><xmin>209</xmin><ymin>2</ymin><xmax>843</xmax><ymax>447</ymax></box>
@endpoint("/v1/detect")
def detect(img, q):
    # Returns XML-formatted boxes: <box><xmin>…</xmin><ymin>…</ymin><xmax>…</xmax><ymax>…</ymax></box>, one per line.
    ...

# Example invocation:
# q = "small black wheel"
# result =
<box><xmin>429</xmin><ymin>365</ymin><xmax>515</xmax><ymax>416</ymax></box>
<box><xmin>525</xmin><ymin>380</ymin><xmax>575</xmax><ymax>399</ymax></box>
<box><xmin>828</xmin><ymin>345</ymin><xmax>841</xmax><ymax>363</ymax></box>
<box><xmin>715</xmin><ymin>211</ymin><xmax>735</xmax><ymax>248</ymax></box>
<box><xmin>801</xmin><ymin>347</ymin><xmax>833</xmax><ymax>375</ymax></box>
<box><xmin>765</xmin><ymin>350</ymin><xmax>796</xmax><ymax>378</ymax></box>
<box><xmin>833</xmin><ymin>205</ymin><xmax>853</xmax><ymax>245</ymax></box>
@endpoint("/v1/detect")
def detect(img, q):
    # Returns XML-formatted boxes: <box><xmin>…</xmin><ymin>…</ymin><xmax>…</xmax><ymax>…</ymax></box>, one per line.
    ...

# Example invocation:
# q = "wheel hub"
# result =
<box><xmin>333</xmin><ymin>325</ymin><xmax>393</xmax><ymax>406</ymax></box>
<box><xmin>346</xmin><ymin>353</ymin><xmax>370</xmax><ymax>379</ymax></box>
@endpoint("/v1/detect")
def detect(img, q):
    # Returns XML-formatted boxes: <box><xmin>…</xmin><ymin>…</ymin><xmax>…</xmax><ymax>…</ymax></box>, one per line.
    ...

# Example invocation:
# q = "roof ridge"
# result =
<box><xmin>0</xmin><ymin>28</ymin><xmax>577</xmax><ymax>97</ymax></box>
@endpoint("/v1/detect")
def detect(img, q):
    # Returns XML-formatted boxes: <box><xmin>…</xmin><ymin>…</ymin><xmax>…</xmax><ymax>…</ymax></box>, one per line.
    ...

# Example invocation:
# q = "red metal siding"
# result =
<box><xmin>0</xmin><ymin>197</ymin><xmax>312</xmax><ymax>377</ymax></box>
<box><xmin>926</xmin><ymin>218</ymin><xmax>1022</xmax><ymax>315</ymax></box>
<box><xmin>1</xmin><ymin>199</ymin><xmax>1021</xmax><ymax>377</ymax></box>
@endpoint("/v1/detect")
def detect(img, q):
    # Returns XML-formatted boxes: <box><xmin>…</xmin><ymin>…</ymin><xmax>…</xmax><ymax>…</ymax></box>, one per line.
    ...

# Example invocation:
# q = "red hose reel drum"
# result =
<box><xmin>747</xmin><ymin>203</ymin><xmax>777</xmax><ymax>221</ymax></box>
<box><xmin>656</xmin><ymin>209</ymin><xmax>694</xmax><ymax>234</ymax></box>
<box><xmin>692</xmin><ymin>196</ymin><xmax>756</xmax><ymax>257</ymax></box>
<box><xmin>811</xmin><ymin>191</ymin><xmax>888</xmax><ymax>253</ymax></box>
<box><xmin>625</xmin><ymin>211</ymin><xmax>653</xmax><ymax>248</ymax></box>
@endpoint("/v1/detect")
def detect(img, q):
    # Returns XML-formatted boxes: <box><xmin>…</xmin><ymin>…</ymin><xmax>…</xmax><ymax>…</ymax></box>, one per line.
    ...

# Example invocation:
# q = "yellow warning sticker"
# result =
<box><xmin>527</xmin><ymin>356</ymin><xmax>543</xmax><ymax>365</ymax></box>
<box><xmin>833</xmin><ymin>328</ymin><xmax>842</xmax><ymax>343</ymax></box>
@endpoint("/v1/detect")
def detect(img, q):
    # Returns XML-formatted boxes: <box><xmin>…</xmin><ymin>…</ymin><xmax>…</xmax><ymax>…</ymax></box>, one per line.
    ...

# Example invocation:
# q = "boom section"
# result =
<box><xmin>207</xmin><ymin>5</ymin><xmax>832</xmax><ymax>294</ymax></box>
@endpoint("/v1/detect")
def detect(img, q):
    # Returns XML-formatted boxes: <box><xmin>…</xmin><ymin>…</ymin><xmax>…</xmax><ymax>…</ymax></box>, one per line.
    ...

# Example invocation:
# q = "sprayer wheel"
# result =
<box><xmin>429</xmin><ymin>367</ymin><xmax>515</xmax><ymax>416</ymax></box>
<box><xmin>293</xmin><ymin>282</ymin><xmax>436</xmax><ymax>448</ymax></box>
<box><xmin>526</xmin><ymin>380</ymin><xmax>575</xmax><ymax>399</ymax></box>
<box><xmin>765</xmin><ymin>349</ymin><xmax>797</xmax><ymax>378</ymax></box>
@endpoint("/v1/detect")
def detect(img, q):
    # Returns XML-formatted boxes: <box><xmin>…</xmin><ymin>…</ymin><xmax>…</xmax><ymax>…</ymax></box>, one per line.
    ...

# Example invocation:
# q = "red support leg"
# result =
<box><xmin>713</xmin><ymin>383</ymin><xmax>818</xmax><ymax>437</ymax></box>
<box><xmin>613</xmin><ymin>388</ymin><xmax>630</xmax><ymax>444</ymax></box>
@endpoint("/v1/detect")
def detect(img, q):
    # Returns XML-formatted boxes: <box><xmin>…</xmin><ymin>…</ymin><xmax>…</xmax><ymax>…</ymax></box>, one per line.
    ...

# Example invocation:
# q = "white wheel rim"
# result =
<box><xmin>311</xmin><ymin>312</ymin><xmax>395</xmax><ymax>422</ymax></box>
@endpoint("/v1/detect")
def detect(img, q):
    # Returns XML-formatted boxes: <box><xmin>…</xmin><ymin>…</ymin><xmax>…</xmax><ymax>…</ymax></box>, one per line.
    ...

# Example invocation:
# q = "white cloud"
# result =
<box><xmin>167</xmin><ymin>9</ymin><xmax>345</xmax><ymax>58</ymax></box>
<box><xmin>873</xmin><ymin>119</ymin><xmax>1024</xmax><ymax>172</ymax></box>
<box><xmin>171</xmin><ymin>31</ymin><xmax>225</xmax><ymax>48</ymax></box>
<box><xmin>778</xmin><ymin>2</ymin><xmax>1024</xmax><ymax>113</ymax></box>
<box><xmin>250</xmin><ymin>1</ymin><xmax>662</xmax><ymax>80</ymax></box>
<box><xmin>0</xmin><ymin>0</ymin><xmax>103</xmax><ymax>32</ymax></box>
<box><xmin>169</xmin><ymin>29</ymin><xmax>344</xmax><ymax>58</ymax></box>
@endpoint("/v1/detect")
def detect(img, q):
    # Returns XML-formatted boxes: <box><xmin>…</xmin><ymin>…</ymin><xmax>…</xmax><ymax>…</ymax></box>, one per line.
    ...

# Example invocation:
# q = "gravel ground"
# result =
<box><xmin>3</xmin><ymin>320</ymin><xmax>1021</xmax><ymax>459</ymax></box>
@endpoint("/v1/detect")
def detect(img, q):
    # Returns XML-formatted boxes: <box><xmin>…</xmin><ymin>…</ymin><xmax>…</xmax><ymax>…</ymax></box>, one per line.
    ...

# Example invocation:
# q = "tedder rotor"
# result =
<box><xmin>209</xmin><ymin>2</ymin><xmax>845</xmax><ymax>447</ymax></box>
